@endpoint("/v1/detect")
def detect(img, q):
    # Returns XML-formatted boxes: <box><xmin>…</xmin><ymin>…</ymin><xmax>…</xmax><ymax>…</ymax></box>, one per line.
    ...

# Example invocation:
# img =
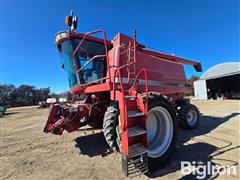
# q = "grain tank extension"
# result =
<box><xmin>44</xmin><ymin>12</ymin><xmax>202</xmax><ymax>177</ymax></box>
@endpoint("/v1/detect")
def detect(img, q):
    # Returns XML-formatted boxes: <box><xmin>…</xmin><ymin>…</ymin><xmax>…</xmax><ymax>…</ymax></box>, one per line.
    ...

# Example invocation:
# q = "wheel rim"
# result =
<box><xmin>186</xmin><ymin>109</ymin><xmax>198</xmax><ymax>126</ymax></box>
<box><xmin>146</xmin><ymin>106</ymin><xmax>173</xmax><ymax>158</ymax></box>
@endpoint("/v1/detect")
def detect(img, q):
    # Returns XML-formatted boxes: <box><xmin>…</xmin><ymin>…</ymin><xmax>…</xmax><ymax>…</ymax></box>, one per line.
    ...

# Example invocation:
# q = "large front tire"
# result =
<box><xmin>104</xmin><ymin>94</ymin><xmax>178</xmax><ymax>173</ymax></box>
<box><xmin>143</xmin><ymin>93</ymin><xmax>178</xmax><ymax>172</ymax></box>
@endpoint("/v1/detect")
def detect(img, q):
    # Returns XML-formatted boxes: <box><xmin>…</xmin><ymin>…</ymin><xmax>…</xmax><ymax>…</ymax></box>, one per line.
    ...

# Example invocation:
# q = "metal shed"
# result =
<box><xmin>194</xmin><ymin>62</ymin><xmax>240</xmax><ymax>100</ymax></box>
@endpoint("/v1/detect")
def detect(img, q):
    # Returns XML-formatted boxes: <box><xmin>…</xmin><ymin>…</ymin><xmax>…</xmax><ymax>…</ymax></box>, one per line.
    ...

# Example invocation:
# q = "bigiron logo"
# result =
<box><xmin>181</xmin><ymin>161</ymin><xmax>237</xmax><ymax>179</ymax></box>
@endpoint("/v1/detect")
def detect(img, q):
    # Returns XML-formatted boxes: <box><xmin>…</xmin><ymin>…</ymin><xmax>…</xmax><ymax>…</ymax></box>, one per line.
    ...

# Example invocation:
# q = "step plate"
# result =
<box><xmin>128</xmin><ymin>158</ymin><xmax>148</xmax><ymax>177</ymax></box>
<box><xmin>128</xmin><ymin>143</ymin><xmax>147</xmax><ymax>158</ymax></box>
<box><xmin>128</xmin><ymin>126</ymin><xmax>146</xmax><ymax>137</ymax></box>
<box><xmin>127</xmin><ymin>110</ymin><xmax>144</xmax><ymax>118</ymax></box>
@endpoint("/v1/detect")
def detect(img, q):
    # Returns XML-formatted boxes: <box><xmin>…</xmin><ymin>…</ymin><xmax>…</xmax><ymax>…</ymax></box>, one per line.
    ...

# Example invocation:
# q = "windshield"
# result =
<box><xmin>59</xmin><ymin>38</ymin><xmax>106</xmax><ymax>87</ymax></box>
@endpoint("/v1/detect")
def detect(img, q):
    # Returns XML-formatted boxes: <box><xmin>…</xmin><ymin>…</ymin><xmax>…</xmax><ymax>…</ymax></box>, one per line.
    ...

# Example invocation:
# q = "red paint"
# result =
<box><xmin>45</xmin><ymin>27</ymin><xmax>201</xmax><ymax>157</ymax></box>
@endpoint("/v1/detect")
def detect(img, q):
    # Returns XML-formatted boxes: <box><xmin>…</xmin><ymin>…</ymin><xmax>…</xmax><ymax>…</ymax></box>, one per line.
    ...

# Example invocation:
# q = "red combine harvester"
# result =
<box><xmin>44</xmin><ymin>12</ymin><xmax>201</xmax><ymax>177</ymax></box>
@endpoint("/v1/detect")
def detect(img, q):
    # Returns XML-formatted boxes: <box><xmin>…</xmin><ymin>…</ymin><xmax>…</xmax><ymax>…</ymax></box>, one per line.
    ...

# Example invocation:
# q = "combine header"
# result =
<box><xmin>44</xmin><ymin>12</ymin><xmax>201</xmax><ymax>177</ymax></box>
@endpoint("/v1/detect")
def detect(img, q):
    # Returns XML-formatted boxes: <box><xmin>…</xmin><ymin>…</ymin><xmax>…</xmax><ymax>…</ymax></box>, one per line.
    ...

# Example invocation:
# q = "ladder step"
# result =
<box><xmin>128</xmin><ymin>159</ymin><xmax>148</xmax><ymax>177</ymax></box>
<box><xmin>127</xmin><ymin>110</ymin><xmax>144</xmax><ymax>118</ymax></box>
<box><xmin>128</xmin><ymin>126</ymin><xmax>146</xmax><ymax>137</ymax></box>
<box><xmin>128</xmin><ymin>143</ymin><xmax>147</xmax><ymax>158</ymax></box>
<box><xmin>129</xmin><ymin>164</ymin><xmax>148</xmax><ymax>174</ymax></box>
<box><xmin>128</xmin><ymin>157</ymin><xmax>142</xmax><ymax>165</ymax></box>
<box><xmin>128</xmin><ymin>162</ymin><xmax>145</xmax><ymax>171</ymax></box>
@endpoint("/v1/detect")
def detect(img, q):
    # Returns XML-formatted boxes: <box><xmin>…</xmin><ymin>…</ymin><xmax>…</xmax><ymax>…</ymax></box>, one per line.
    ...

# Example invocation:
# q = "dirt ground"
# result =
<box><xmin>0</xmin><ymin>100</ymin><xmax>239</xmax><ymax>180</ymax></box>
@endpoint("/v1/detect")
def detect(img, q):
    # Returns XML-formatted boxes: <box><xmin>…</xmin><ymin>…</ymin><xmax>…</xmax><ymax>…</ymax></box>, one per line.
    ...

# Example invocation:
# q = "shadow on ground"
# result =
<box><xmin>151</xmin><ymin>112</ymin><xmax>240</xmax><ymax>179</ymax></box>
<box><xmin>75</xmin><ymin>131</ymin><xmax>112</xmax><ymax>157</ymax></box>
<box><xmin>74</xmin><ymin>112</ymin><xmax>240</xmax><ymax>179</ymax></box>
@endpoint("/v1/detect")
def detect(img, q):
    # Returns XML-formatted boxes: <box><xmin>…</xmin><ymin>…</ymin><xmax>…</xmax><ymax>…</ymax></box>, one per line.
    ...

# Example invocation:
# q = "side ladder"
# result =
<box><xmin>113</xmin><ymin>68</ymin><xmax>149</xmax><ymax>177</ymax></box>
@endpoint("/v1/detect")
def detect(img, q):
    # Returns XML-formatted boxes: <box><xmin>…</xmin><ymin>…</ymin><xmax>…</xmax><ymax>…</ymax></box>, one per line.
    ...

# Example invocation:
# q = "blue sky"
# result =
<box><xmin>1</xmin><ymin>0</ymin><xmax>239</xmax><ymax>93</ymax></box>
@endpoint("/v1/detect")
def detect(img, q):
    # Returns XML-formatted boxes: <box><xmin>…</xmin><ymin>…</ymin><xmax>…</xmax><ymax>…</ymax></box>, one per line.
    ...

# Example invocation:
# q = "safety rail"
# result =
<box><xmin>78</xmin><ymin>46</ymin><xmax>90</xmax><ymax>58</ymax></box>
<box><xmin>130</xmin><ymin>68</ymin><xmax>148</xmax><ymax>114</ymax></box>
<box><xmin>72</xmin><ymin>29</ymin><xmax>138</xmax><ymax>86</ymax></box>
<box><xmin>80</xmin><ymin>77</ymin><xmax>109</xmax><ymax>86</ymax></box>
<box><xmin>76</xmin><ymin>54</ymin><xmax>106</xmax><ymax>73</ymax></box>
<box><xmin>72</xmin><ymin>30</ymin><xmax>111</xmax><ymax>82</ymax></box>
<box><xmin>112</xmin><ymin>68</ymin><xmax>127</xmax><ymax>131</ymax></box>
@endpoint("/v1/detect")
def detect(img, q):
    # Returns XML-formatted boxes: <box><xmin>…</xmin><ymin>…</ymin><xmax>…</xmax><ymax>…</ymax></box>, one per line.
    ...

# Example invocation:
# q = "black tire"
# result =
<box><xmin>116</xmin><ymin>123</ymin><xmax>122</xmax><ymax>152</ymax></box>
<box><xmin>142</xmin><ymin>92</ymin><xmax>178</xmax><ymax>172</ymax></box>
<box><xmin>178</xmin><ymin>104</ymin><xmax>200</xmax><ymax>129</ymax></box>
<box><xmin>103</xmin><ymin>106</ymin><xmax>119</xmax><ymax>150</ymax></box>
<box><xmin>88</xmin><ymin>118</ymin><xmax>103</xmax><ymax>128</ymax></box>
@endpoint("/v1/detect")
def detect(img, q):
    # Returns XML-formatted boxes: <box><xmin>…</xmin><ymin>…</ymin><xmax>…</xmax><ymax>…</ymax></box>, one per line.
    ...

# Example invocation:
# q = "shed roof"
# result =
<box><xmin>200</xmin><ymin>62</ymin><xmax>240</xmax><ymax>80</ymax></box>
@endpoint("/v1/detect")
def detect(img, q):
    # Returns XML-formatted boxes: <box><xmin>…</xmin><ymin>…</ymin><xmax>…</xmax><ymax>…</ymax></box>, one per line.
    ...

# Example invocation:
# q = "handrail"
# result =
<box><xmin>112</xmin><ymin>69</ymin><xmax>127</xmax><ymax>131</ymax></box>
<box><xmin>72</xmin><ymin>29</ymin><xmax>110</xmax><ymax>82</ymax></box>
<box><xmin>81</xmin><ymin>77</ymin><xmax>109</xmax><ymax>86</ymax></box>
<box><xmin>78</xmin><ymin>46</ymin><xmax>90</xmax><ymax>58</ymax></box>
<box><xmin>110</xmin><ymin>61</ymin><xmax>134</xmax><ymax>72</ymax></box>
<box><xmin>76</xmin><ymin>54</ymin><xmax>106</xmax><ymax>73</ymax></box>
<box><xmin>130</xmin><ymin>68</ymin><xmax>148</xmax><ymax>114</ymax></box>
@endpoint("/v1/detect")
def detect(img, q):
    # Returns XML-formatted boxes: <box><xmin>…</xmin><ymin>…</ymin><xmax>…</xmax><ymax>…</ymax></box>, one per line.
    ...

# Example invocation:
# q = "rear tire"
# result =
<box><xmin>178</xmin><ymin>104</ymin><xmax>200</xmax><ymax>129</ymax></box>
<box><xmin>142</xmin><ymin>93</ymin><xmax>178</xmax><ymax>172</ymax></box>
<box><xmin>103</xmin><ymin>106</ymin><xmax>119</xmax><ymax>150</ymax></box>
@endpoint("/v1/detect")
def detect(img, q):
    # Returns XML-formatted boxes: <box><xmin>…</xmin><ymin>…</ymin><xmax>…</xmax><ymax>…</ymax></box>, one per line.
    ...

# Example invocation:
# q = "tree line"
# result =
<box><xmin>0</xmin><ymin>76</ymin><xmax>199</xmax><ymax>107</ymax></box>
<box><xmin>186</xmin><ymin>75</ymin><xmax>200</xmax><ymax>96</ymax></box>
<box><xmin>0</xmin><ymin>84</ymin><xmax>64</xmax><ymax>107</ymax></box>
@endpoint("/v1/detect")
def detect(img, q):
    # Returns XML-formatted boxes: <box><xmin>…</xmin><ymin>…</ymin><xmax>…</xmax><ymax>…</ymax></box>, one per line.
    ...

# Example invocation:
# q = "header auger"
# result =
<box><xmin>44</xmin><ymin>12</ymin><xmax>201</xmax><ymax>177</ymax></box>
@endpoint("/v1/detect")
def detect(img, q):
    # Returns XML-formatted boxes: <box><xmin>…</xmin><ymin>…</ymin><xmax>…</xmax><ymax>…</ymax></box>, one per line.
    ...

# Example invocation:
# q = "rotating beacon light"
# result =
<box><xmin>65</xmin><ymin>10</ymin><xmax>78</xmax><ymax>32</ymax></box>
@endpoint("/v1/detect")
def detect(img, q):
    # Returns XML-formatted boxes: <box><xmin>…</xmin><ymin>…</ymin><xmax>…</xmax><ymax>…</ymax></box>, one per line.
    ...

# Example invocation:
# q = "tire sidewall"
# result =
<box><xmin>179</xmin><ymin>104</ymin><xmax>200</xmax><ymax>129</ymax></box>
<box><xmin>147</xmin><ymin>98</ymin><xmax>178</xmax><ymax>172</ymax></box>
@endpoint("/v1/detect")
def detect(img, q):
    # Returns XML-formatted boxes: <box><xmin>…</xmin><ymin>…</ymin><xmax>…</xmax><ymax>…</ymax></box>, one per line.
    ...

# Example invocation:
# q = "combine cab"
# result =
<box><xmin>44</xmin><ymin>12</ymin><xmax>201</xmax><ymax>177</ymax></box>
